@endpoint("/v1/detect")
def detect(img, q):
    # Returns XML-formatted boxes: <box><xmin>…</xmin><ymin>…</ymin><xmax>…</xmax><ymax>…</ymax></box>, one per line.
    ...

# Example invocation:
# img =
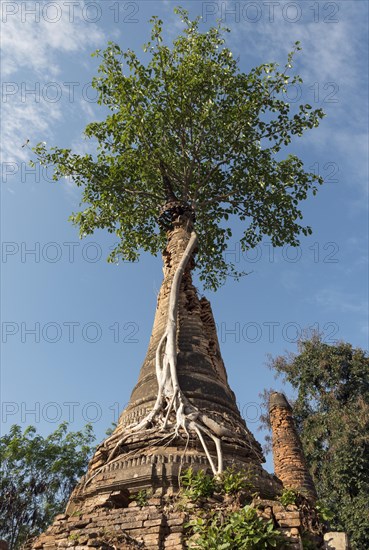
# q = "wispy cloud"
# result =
<box><xmin>1</xmin><ymin>2</ymin><xmax>105</xmax><ymax>78</ymax></box>
<box><xmin>221</xmin><ymin>0</ymin><xmax>368</xmax><ymax>203</ymax></box>
<box><xmin>314</xmin><ymin>288</ymin><xmax>368</xmax><ymax>315</ymax></box>
<box><xmin>1</xmin><ymin>1</ymin><xmax>105</xmax><ymax>168</ymax></box>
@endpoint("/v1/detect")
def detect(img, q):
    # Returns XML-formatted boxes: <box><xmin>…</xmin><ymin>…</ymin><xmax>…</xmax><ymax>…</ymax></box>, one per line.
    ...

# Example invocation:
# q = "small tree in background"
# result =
<box><xmin>265</xmin><ymin>334</ymin><xmax>369</xmax><ymax>549</ymax></box>
<box><xmin>0</xmin><ymin>423</ymin><xmax>96</xmax><ymax>549</ymax></box>
<box><xmin>32</xmin><ymin>8</ymin><xmax>325</xmax><ymax>475</ymax></box>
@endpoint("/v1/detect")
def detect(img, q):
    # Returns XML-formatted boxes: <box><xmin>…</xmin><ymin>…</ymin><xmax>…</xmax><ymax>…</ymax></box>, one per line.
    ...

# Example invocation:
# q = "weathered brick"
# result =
<box><xmin>278</xmin><ymin>518</ymin><xmax>301</xmax><ymax>528</ymax></box>
<box><xmin>117</xmin><ymin>520</ymin><xmax>144</xmax><ymax>530</ymax></box>
<box><xmin>269</xmin><ymin>393</ymin><xmax>317</xmax><ymax>502</ymax></box>
<box><xmin>143</xmin><ymin>519</ymin><xmax>163</xmax><ymax>528</ymax></box>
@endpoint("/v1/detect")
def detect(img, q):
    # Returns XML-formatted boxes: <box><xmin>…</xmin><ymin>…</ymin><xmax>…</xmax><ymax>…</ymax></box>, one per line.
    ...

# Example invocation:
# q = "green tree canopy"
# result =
<box><xmin>266</xmin><ymin>334</ymin><xmax>369</xmax><ymax>549</ymax></box>
<box><xmin>33</xmin><ymin>8</ymin><xmax>325</xmax><ymax>290</ymax></box>
<box><xmin>0</xmin><ymin>423</ymin><xmax>96</xmax><ymax>549</ymax></box>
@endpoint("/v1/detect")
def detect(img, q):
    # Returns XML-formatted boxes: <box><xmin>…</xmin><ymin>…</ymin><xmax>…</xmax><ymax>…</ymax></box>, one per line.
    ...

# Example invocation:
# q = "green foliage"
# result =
<box><xmin>301</xmin><ymin>535</ymin><xmax>317</xmax><ymax>550</ymax></box>
<box><xmin>219</xmin><ymin>466</ymin><xmax>252</xmax><ymax>495</ymax></box>
<box><xmin>180</xmin><ymin>466</ymin><xmax>253</xmax><ymax>501</ymax></box>
<box><xmin>278</xmin><ymin>488</ymin><xmax>297</xmax><ymax>507</ymax></box>
<box><xmin>186</xmin><ymin>505</ymin><xmax>282</xmax><ymax>549</ymax></box>
<box><xmin>105</xmin><ymin>422</ymin><xmax>117</xmax><ymax>436</ymax></box>
<box><xmin>267</xmin><ymin>334</ymin><xmax>369</xmax><ymax>549</ymax></box>
<box><xmin>129</xmin><ymin>489</ymin><xmax>151</xmax><ymax>507</ymax></box>
<box><xmin>315</xmin><ymin>501</ymin><xmax>334</xmax><ymax>523</ymax></box>
<box><xmin>33</xmin><ymin>8</ymin><xmax>325</xmax><ymax>290</ymax></box>
<box><xmin>0</xmin><ymin>423</ymin><xmax>96</xmax><ymax>550</ymax></box>
<box><xmin>180</xmin><ymin>467</ymin><xmax>217</xmax><ymax>500</ymax></box>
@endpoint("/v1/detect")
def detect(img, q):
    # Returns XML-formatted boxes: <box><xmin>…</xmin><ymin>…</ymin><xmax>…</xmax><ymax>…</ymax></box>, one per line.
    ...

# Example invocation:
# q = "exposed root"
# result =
<box><xmin>85</xmin><ymin>228</ymin><xmax>231</xmax><ymax>488</ymax></box>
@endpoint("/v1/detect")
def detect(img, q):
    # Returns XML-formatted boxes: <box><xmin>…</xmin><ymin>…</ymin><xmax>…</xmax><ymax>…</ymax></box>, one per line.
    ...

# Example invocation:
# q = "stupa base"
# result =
<box><xmin>66</xmin><ymin>447</ymin><xmax>282</xmax><ymax>514</ymax></box>
<box><xmin>26</xmin><ymin>491</ymin><xmax>323</xmax><ymax>550</ymax></box>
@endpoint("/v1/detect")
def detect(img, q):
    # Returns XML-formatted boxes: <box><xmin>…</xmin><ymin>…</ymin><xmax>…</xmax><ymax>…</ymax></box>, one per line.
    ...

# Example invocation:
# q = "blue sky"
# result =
<box><xmin>1</xmin><ymin>0</ymin><xmax>368</xmax><ymax>471</ymax></box>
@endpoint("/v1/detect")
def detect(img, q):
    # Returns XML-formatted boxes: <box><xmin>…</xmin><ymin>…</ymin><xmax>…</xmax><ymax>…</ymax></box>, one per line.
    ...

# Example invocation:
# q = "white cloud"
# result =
<box><xmin>314</xmin><ymin>288</ymin><xmax>368</xmax><ymax>315</ymax></box>
<box><xmin>79</xmin><ymin>97</ymin><xmax>99</xmax><ymax>121</ymax></box>
<box><xmin>1</xmin><ymin>2</ymin><xmax>105</xmax><ymax>78</ymax></box>
<box><xmin>279</xmin><ymin>269</ymin><xmax>300</xmax><ymax>292</ymax></box>
<box><xmin>222</xmin><ymin>0</ymin><xmax>368</xmax><ymax>203</ymax></box>
<box><xmin>1</xmin><ymin>1</ymin><xmax>105</xmax><ymax>169</ymax></box>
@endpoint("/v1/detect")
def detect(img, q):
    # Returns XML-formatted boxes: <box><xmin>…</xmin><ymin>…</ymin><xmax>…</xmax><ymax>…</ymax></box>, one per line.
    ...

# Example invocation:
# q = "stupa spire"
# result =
<box><xmin>64</xmin><ymin>219</ymin><xmax>280</xmax><ymax>514</ymax></box>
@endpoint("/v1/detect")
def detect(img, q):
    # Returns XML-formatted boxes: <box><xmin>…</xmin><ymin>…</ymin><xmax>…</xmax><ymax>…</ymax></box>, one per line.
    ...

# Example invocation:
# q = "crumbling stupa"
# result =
<box><xmin>28</xmin><ymin>217</ymin><xmax>324</xmax><ymax>549</ymax></box>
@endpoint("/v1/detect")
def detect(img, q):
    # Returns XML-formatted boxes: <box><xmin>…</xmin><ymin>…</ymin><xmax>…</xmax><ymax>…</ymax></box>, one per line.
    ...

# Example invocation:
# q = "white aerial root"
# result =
<box><xmin>85</xmin><ymin>228</ymin><xmax>234</xmax><ymax>488</ymax></box>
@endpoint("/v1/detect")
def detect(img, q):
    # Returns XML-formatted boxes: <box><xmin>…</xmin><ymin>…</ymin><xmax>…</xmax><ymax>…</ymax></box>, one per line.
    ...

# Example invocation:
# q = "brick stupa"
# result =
<box><xmin>28</xmin><ymin>222</ymin><xmax>322</xmax><ymax>550</ymax></box>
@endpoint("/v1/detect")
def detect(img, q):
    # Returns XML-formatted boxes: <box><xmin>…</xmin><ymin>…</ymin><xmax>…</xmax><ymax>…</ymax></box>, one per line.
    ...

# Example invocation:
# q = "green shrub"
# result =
<box><xmin>186</xmin><ymin>505</ymin><xmax>282</xmax><ymax>549</ymax></box>
<box><xmin>180</xmin><ymin>468</ymin><xmax>217</xmax><ymax>501</ymax></box>
<box><xmin>301</xmin><ymin>535</ymin><xmax>317</xmax><ymax>550</ymax></box>
<box><xmin>315</xmin><ymin>501</ymin><xmax>334</xmax><ymax>523</ymax></box>
<box><xmin>129</xmin><ymin>489</ymin><xmax>150</xmax><ymax>507</ymax></box>
<box><xmin>278</xmin><ymin>488</ymin><xmax>298</xmax><ymax>507</ymax></box>
<box><xmin>220</xmin><ymin>466</ymin><xmax>252</xmax><ymax>495</ymax></box>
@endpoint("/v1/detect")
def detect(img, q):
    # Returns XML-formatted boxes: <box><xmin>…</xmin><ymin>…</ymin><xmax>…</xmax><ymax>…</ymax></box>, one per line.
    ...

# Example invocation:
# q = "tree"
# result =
<box><xmin>31</xmin><ymin>8</ymin><xmax>325</xmax><ymax>476</ymax></box>
<box><xmin>0</xmin><ymin>423</ymin><xmax>96</xmax><ymax>549</ymax></box>
<box><xmin>266</xmin><ymin>334</ymin><xmax>369</xmax><ymax>549</ymax></box>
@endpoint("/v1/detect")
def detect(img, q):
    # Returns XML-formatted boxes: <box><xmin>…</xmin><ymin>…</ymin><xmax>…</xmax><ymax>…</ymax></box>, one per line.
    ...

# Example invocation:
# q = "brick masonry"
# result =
<box><xmin>24</xmin><ymin>221</ymin><xmax>328</xmax><ymax>549</ymax></box>
<box><xmin>26</xmin><ymin>491</ymin><xmax>319</xmax><ymax>550</ymax></box>
<box><xmin>269</xmin><ymin>392</ymin><xmax>318</xmax><ymax>502</ymax></box>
